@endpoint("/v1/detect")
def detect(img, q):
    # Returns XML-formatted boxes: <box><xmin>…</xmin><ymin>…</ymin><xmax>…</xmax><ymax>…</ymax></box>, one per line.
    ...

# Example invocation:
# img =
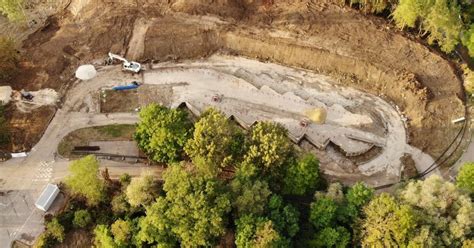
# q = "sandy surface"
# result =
<box><xmin>146</xmin><ymin>55</ymin><xmax>436</xmax><ymax>179</ymax></box>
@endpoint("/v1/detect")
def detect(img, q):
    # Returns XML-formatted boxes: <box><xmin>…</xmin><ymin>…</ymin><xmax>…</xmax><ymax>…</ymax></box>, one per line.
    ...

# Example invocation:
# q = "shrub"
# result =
<box><xmin>73</xmin><ymin>209</ymin><xmax>92</xmax><ymax>228</ymax></box>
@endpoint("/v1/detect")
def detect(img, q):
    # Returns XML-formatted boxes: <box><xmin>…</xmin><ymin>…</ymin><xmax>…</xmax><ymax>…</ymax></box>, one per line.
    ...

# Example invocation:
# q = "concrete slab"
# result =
<box><xmin>89</xmin><ymin>141</ymin><xmax>139</xmax><ymax>157</ymax></box>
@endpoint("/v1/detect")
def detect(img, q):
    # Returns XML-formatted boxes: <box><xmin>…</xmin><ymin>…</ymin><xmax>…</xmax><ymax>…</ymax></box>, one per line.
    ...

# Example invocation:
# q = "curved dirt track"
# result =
<box><xmin>146</xmin><ymin>55</ymin><xmax>435</xmax><ymax>179</ymax></box>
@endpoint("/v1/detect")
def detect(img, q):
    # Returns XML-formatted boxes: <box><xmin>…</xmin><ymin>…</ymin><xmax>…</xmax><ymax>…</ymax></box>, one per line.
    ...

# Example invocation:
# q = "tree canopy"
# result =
<box><xmin>391</xmin><ymin>0</ymin><xmax>469</xmax><ymax>53</ymax></box>
<box><xmin>360</xmin><ymin>193</ymin><xmax>418</xmax><ymax>247</ymax></box>
<box><xmin>230</xmin><ymin>176</ymin><xmax>272</xmax><ymax>217</ymax></box>
<box><xmin>457</xmin><ymin>162</ymin><xmax>474</xmax><ymax>194</ymax></box>
<box><xmin>235</xmin><ymin>215</ymin><xmax>285</xmax><ymax>248</ymax></box>
<box><xmin>240</xmin><ymin>121</ymin><xmax>294</xmax><ymax>179</ymax></box>
<box><xmin>283</xmin><ymin>153</ymin><xmax>320</xmax><ymax>195</ymax></box>
<box><xmin>125</xmin><ymin>172</ymin><xmax>159</xmax><ymax>207</ymax></box>
<box><xmin>65</xmin><ymin>155</ymin><xmax>105</xmax><ymax>206</ymax></box>
<box><xmin>400</xmin><ymin>175</ymin><xmax>473</xmax><ymax>247</ymax></box>
<box><xmin>138</xmin><ymin>164</ymin><xmax>231</xmax><ymax>247</ymax></box>
<box><xmin>360</xmin><ymin>175</ymin><xmax>474</xmax><ymax>247</ymax></box>
<box><xmin>0</xmin><ymin>0</ymin><xmax>24</xmax><ymax>22</ymax></box>
<box><xmin>73</xmin><ymin>210</ymin><xmax>91</xmax><ymax>228</ymax></box>
<box><xmin>184</xmin><ymin>108</ymin><xmax>242</xmax><ymax>177</ymax></box>
<box><xmin>134</xmin><ymin>104</ymin><xmax>192</xmax><ymax>163</ymax></box>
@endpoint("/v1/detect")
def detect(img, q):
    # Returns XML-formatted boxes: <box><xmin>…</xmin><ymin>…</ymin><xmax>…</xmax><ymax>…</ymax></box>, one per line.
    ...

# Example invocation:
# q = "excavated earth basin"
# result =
<box><xmin>1</xmin><ymin>0</ymin><xmax>466</xmax><ymax>171</ymax></box>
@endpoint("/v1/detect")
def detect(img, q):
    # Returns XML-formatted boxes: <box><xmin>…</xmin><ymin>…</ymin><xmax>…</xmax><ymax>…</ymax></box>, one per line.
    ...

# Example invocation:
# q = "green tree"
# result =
<box><xmin>139</xmin><ymin>164</ymin><xmax>231</xmax><ymax>247</ymax></box>
<box><xmin>235</xmin><ymin>215</ymin><xmax>285</xmax><ymax>248</ymax></box>
<box><xmin>0</xmin><ymin>0</ymin><xmax>24</xmax><ymax>22</ymax></box>
<box><xmin>65</xmin><ymin>155</ymin><xmax>105</xmax><ymax>206</ymax></box>
<box><xmin>360</xmin><ymin>193</ymin><xmax>418</xmax><ymax>247</ymax></box>
<box><xmin>283</xmin><ymin>153</ymin><xmax>319</xmax><ymax>195</ymax></box>
<box><xmin>309</xmin><ymin>196</ymin><xmax>338</xmax><ymax>229</ymax></box>
<box><xmin>125</xmin><ymin>172</ymin><xmax>159</xmax><ymax>207</ymax></box>
<box><xmin>73</xmin><ymin>209</ymin><xmax>91</xmax><ymax>228</ymax></box>
<box><xmin>400</xmin><ymin>175</ymin><xmax>473</xmax><ymax>247</ymax></box>
<box><xmin>457</xmin><ymin>162</ymin><xmax>474</xmax><ymax>194</ymax></box>
<box><xmin>346</xmin><ymin>182</ymin><xmax>374</xmax><ymax>208</ymax></box>
<box><xmin>267</xmin><ymin>195</ymin><xmax>300</xmax><ymax>239</ymax></box>
<box><xmin>135</xmin><ymin>198</ymin><xmax>177</xmax><ymax>247</ymax></box>
<box><xmin>392</xmin><ymin>0</ymin><xmax>463</xmax><ymax>53</ymax></box>
<box><xmin>392</xmin><ymin>0</ymin><xmax>427</xmax><ymax>28</ymax></box>
<box><xmin>0</xmin><ymin>36</ymin><xmax>19</xmax><ymax>83</ymax></box>
<box><xmin>463</xmin><ymin>25</ymin><xmax>474</xmax><ymax>57</ymax></box>
<box><xmin>111</xmin><ymin>219</ymin><xmax>132</xmax><ymax>245</ymax></box>
<box><xmin>46</xmin><ymin>218</ymin><xmax>65</xmax><ymax>243</ymax></box>
<box><xmin>94</xmin><ymin>225</ymin><xmax>117</xmax><ymax>248</ymax></box>
<box><xmin>230</xmin><ymin>176</ymin><xmax>272</xmax><ymax>217</ymax></box>
<box><xmin>311</xmin><ymin>226</ymin><xmax>351</xmax><ymax>248</ymax></box>
<box><xmin>185</xmin><ymin>108</ymin><xmax>240</xmax><ymax>177</ymax></box>
<box><xmin>424</xmin><ymin>0</ymin><xmax>463</xmax><ymax>52</ymax></box>
<box><xmin>241</xmin><ymin>121</ymin><xmax>293</xmax><ymax>178</ymax></box>
<box><xmin>134</xmin><ymin>104</ymin><xmax>192</xmax><ymax>163</ymax></box>
<box><xmin>111</xmin><ymin>193</ymin><xmax>131</xmax><ymax>215</ymax></box>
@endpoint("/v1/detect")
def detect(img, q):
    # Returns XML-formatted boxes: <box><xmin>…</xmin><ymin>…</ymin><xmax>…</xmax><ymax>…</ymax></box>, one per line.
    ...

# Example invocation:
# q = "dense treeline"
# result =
<box><xmin>345</xmin><ymin>0</ymin><xmax>474</xmax><ymax>57</ymax></box>
<box><xmin>36</xmin><ymin>105</ymin><xmax>474</xmax><ymax>248</ymax></box>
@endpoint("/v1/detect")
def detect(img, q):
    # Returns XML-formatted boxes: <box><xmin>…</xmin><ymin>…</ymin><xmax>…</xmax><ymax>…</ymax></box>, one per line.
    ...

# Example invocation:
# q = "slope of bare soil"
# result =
<box><xmin>1</xmin><ymin>0</ymin><xmax>465</xmax><ymax>161</ymax></box>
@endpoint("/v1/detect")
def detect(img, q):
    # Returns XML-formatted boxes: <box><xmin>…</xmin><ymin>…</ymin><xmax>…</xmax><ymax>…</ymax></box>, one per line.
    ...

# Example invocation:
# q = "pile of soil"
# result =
<box><xmin>3</xmin><ymin>0</ymin><xmax>465</xmax><ymax>160</ymax></box>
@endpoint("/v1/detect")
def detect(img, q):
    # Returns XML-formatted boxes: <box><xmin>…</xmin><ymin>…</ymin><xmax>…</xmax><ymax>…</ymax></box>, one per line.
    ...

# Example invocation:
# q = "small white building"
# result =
<box><xmin>35</xmin><ymin>184</ymin><xmax>60</xmax><ymax>211</ymax></box>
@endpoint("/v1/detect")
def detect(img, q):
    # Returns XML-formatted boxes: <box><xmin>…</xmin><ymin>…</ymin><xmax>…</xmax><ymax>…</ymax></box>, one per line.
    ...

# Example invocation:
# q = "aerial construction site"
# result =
<box><xmin>0</xmin><ymin>0</ymin><xmax>472</xmax><ymax>247</ymax></box>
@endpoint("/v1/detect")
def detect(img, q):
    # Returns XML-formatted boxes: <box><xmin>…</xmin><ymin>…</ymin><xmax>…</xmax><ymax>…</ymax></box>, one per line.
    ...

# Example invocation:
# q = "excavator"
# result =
<box><xmin>106</xmin><ymin>52</ymin><xmax>141</xmax><ymax>73</ymax></box>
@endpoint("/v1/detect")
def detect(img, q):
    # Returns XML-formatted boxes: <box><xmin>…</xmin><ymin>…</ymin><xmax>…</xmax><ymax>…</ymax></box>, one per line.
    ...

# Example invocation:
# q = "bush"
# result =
<box><xmin>119</xmin><ymin>173</ymin><xmax>131</xmax><ymax>188</ymax></box>
<box><xmin>46</xmin><ymin>218</ymin><xmax>65</xmax><ymax>243</ymax></box>
<box><xmin>73</xmin><ymin>209</ymin><xmax>92</xmax><ymax>228</ymax></box>
<box><xmin>34</xmin><ymin>232</ymin><xmax>54</xmax><ymax>248</ymax></box>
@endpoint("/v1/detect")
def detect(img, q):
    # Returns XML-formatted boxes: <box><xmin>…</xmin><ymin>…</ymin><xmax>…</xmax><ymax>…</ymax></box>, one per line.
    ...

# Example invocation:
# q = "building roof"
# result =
<box><xmin>35</xmin><ymin>184</ymin><xmax>59</xmax><ymax>211</ymax></box>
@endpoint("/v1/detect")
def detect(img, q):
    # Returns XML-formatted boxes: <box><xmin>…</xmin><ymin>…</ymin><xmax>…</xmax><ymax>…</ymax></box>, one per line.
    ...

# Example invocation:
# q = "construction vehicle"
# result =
<box><xmin>106</xmin><ymin>52</ymin><xmax>141</xmax><ymax>73</ymax></box>
<box><xmin>20</xmin><ymin>91</ymin><xmax>34</xmax><ymax>102</ymax></box>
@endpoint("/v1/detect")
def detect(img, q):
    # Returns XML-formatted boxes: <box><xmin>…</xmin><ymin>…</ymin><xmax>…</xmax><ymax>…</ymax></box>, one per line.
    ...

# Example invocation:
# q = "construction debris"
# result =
<box><xmin>304</xmin><ymin>108</ymin><xmax>327</xmax><ymax>124</ymax></box>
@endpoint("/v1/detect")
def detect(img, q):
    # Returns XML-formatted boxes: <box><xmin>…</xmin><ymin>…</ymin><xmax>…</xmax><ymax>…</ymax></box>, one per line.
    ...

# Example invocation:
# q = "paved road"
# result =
<box><xmin>0</xmin><ymin>67</ymin><xmax>148</xmax><ymax>246</ymax></box>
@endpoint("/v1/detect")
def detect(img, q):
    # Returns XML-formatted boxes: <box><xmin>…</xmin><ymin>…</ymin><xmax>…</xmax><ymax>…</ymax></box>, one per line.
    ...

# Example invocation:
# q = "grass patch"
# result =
<box><xmin>96</xmin><ymin>124</ymin><xmax>134</xmax><ymax>138</ymax></box>
<box><xmin>58</xmin><ymin>124</ymin><xmax>135</xmax><ymax>158</ymax></box>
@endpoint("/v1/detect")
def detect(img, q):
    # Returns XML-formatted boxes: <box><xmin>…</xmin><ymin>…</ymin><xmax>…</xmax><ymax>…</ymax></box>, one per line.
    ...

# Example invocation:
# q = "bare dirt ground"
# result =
<box><xmin>100</xmin><ymin>89</ymin><xmax>139</xmax><ymax>113</ymax></box>
<box><xmin>0</xmin><ymin>0</ymin><xmax>465</xmax><ymax>162</ymax></box>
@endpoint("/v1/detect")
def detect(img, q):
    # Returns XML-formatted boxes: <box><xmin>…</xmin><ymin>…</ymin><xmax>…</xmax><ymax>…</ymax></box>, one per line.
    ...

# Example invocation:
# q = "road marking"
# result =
<box><xmin>33</xmin><ymin>161</ymin><xmax>53</xmax><ymax>181</ymax></box>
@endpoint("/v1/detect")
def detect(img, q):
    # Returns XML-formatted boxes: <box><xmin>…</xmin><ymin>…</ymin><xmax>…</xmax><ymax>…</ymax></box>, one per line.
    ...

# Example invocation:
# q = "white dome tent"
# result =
<box><xmin>75</xmin><ymin>64</ymin><xmax>97</xmax><ymax>80</ymax></box>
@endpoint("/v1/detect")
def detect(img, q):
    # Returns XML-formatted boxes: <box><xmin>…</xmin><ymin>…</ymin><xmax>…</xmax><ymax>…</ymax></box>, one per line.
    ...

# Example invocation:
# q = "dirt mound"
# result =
<box><xmin>171</xmin><ymin>0</ymin><xmax>245</xmax><ymax>19</ymax></box>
